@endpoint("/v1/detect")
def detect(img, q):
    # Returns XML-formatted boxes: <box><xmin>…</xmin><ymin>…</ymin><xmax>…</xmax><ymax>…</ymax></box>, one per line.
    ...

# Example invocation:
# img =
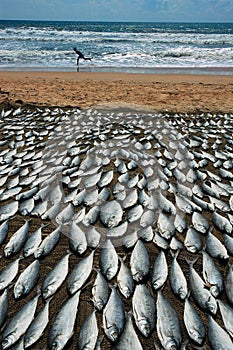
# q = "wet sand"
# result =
<box><xmin>0</xmin><ymin>71</ymin><xmax>233</xmax><ymax>113</ymax></box>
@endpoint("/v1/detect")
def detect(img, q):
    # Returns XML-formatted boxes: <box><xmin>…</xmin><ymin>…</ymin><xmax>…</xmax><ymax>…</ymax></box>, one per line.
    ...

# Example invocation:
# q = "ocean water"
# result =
<box><xmin>0</xmin><ymin>20</ymin><xmax>233</xmax><ymax>74</ymax></box>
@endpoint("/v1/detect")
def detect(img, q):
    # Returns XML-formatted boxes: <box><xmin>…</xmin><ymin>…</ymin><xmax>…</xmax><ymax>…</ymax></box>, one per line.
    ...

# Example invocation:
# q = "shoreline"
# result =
<box><xmin>1</xmin><ymin>66</ymin><xmax>233</xmax><ymax>76</ymax></box>
<box><xmin>0</xmin><ymin>71</ymin><xmax>232</xmax><ymax>113</ymax></box>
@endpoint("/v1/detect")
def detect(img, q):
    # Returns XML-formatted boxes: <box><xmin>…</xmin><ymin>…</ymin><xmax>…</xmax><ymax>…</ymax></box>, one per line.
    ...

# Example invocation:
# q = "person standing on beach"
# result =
<box><xmin>73</xmin><ymin>47</ymin><xmax>92</xmax><ymax>71</ymax></box>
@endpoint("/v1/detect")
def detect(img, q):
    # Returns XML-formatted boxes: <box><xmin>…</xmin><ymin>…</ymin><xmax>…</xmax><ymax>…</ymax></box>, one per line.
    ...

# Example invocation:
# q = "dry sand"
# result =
<box><xmin>0</xmin><ymin>71</ymin><xmax>233</xmax><ymax>113</ymax></box>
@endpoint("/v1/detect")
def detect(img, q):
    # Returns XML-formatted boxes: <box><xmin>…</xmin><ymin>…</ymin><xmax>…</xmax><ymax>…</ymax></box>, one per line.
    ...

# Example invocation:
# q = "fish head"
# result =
<box><xmin>14</xmin><ymin>284</ymin><xmax>24</xmax><ymax>299</ymax></box>
<box><xmin>120</xmin><ymin>287</ymin><xmax>131</xmax><ymax>299</ymax></box>
<box><xmin>4</xmin><ymin>247</ymin><xmax>13</xmax><ymax>257</ymax></box>
<box><xmin>106</xmin><ymin>268</ymin><xmax>115</xmax><ymax>280</ymax></box>
<box><xmin>77</xmin><ymin>244</ymin><xmax>86</xmax><ymax>255</ymax></box>
<box><xmin>43</xmin><ymin>285</ymin><xmax>55</xmax><ymax>299</ymax></box>
<box><xmin>164</xmin><ymin>338</ymin><xmax>177</xmax><ymax>350</ymax></box>
<box><xmin>2</xmin><ymin>334</ymin><xmax>16</xmax><ymax>350</ymax></box>
<box><xmin>108</xmin><ymin>325</ymin><xmax>120</xmax><ymax>342</ymax></box>
<box><xmin>94</xmin><ymin>299</ymin><xmax>105</xmax><ymax>310</ymax></box>
<box><xmin>178</xmin><ymin>288</ymin><xmax>187</xmax><ymax>300</ymax></box>
<box><xmin>34</xmin><ymin>247</ymin><xmax>43</xmax><ymax>259</ymax></box>
<box><xmin>51</xmin><ymin>336</ymin><xmax>66</xmax><ymax>350</ymax></box>
<box><xmin>133</xmin><ymin>271</ymin><xmax>143</xmax><ymax>282</ymax></box>
<box><xmin>206</xmin><ymin>297</ymin><xmax>217</xmax><ymax>315</ymax></box>
<box><xmin>139</xmin><ymin>320</ymin><xmax>151</xmax><ymax>337</ymax></box>
<box><xmin>210</xmin><ymin>285</ymin><xmax>220</xmax><ymax>298</ymax></box>
<box><xmin>189</xmin><ymin>330</ymin><xmax>204</xmax><ymax>345</ymax></box>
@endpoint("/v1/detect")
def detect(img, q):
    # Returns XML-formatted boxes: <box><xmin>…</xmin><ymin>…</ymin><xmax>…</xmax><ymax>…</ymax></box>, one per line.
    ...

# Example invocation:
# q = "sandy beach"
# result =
<box><xmin>0</xmin><ymin>71</ymin><xmax>233</xmax><ymax>113</ymax></box>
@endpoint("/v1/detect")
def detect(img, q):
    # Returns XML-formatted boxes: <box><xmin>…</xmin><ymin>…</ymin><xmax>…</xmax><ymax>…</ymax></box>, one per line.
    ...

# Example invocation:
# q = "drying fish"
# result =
<box><xmin>208</xmin><ymin>315</ymin><xmax>233</xmax><ymax>350</ymax></box>
<box><xmin>174</xmin><ymin>214</ymin><xmax>186</xmax><ymax>233</ymax></box>
<box><xmin>34</xmin><ymin>226</ymin><xmax>60</xmax><ymax>259</ymax></box>
<box><xmin>48</xmin><ymin>291</ymin><xmax>80</xmax><ymax>350</ymax></box>
<box><xmin>225</xmin><ymin>263</ymin><xmax>233</xmax><ymax>304</ymax></box>
<box><xmin>100</xmin><ymin>239</ymin><xmax>118</xmax><ymax>280</ymax></box>
<box><xmin>206</xmin><ymin>231</ymin><xmax>229</xmax><ymax>260</ymax></box>
<box><xmin>42</xmin><ymin>252</ymin><xmax>70</xmax><ymax>299</ymax></box>
<box><xmin>83</xmin><ymin>205</ymin><xmax>99</xmax><ymax>226</ymax></box>
<box><xmin>132</xmin><ymin>284</ymin><xmax>156</xmax><ymax>337</ymax></box>
<box><xmin>83</xmin><ymin>188</ymin><xmax>98</xmax><ymax>206</ymax></box>
<box><xmin>212</xmin><ymin>211</ymin><xmax>232</xmax><ymax>235</ymax></box>
<box><xmin>67</xmin><ymin>250</ymin><xmax>94</xmax><ymax>294</ymax></box>
<box><xmin>186</xmin><ymin>258</ymin><xmax>217</xmax><ymax>314</ymax></box>
<box><xmin>117</xmin><ymin>257</ymin><xmax>134</xmax><ymax>298</ymax></box>
<box><xmin>0</xmin><ymin>289</ymin><xmax>8</xmax><ymax>329</ymax></box>
<box><xmin>184</xmin><ymin>227</ymin><xmax>202</xmax><ymax>253</ymax></box>
<box><xmin>115</xmin><ymin>312</ymin><xmax>143</xmax><ymax>350</ymax></box>
<box><xmin>224</xmin><ymin>233</ymin><xmax>233</xmax><ymax>255</ymax></box>
<box><xmin>56</xmin><ymin>203</ymin><xmax>74</xmax><ymax>225</ymax></box>
<box><xmin>14</xmin><ymin>259</ymin><xmax>40</xmax><ymax>299</ymax></box>
<box><xmin>68</xmin><ymin>221</ymin><xmax>87</xmax><ymax>254</ymax></box>
<box><xmin>23</xmin><ymin>225</ymin><xmax>44</xmax><ymax>257</ymax></box>
<box><xmin>128</xmin><ymin>204</ymin><xmax>144</xmax><ymax>223</ymax></box>
<box><xmin>92</xmin><ymin>270</ymin><xmax>110</xmax><ymax>311</ymax></box>
<box><xmin>184</xmin><ymin>297</ymin><xmax>205</xmax><ymax>345</ymax></box>
<box><xmin>103</xmin><ymin>287</ymin><xmax>125</xmax><ymax>342</ymax></box>
<box><xmin>4</xmin><ymin>220</ymin><xmax>30</xmax><ymax>257</ymax></box>
<box><xmin>158</xmin><ymin>192</ymin><xmax>176</xmax><ymax>215</ymax></box>
<box><xmin>2</xmin><ymin>294</ymin><xmax>40</xmax><ymax>350</ymax></box>
<box><xmin>192</xmin><ymin>212</ymin><xmax>209</xmax><ymax>234</ymax></box>
<box><xmin>0</xmin><ymin>219</ymin><xmax>9</xmax><ymax>247</ymax></box>
<box><xmin>24</xmin><ymin>301</ymin><xmax>50</xmax><ymax>348</ymax></box>
<box><xmin>218</xmin><ymin>300</ymin><xmax>233</xmax><ymax>338</ymax></box>
<box><xmin>157</xmin><ymin>290</ymin><xmax>182</xmax><ymax>350</ymax></box>
<box><xmin>130</xmin><ymin>240</ymin><xmax>149</xmax><ymax>282</ymax></box>
<box><xmin>157</xmin><ymin>212</ymin><xmax>175</xmax><ymax>240</ymax></box>
<box><xmin>98</xmin><ymin>170</ymin><xmax>114</xmax><ymax>187</ymax></box>
<box><xmin>170</xmin><ymin>251</ymin><xmax>188</xmax><ymax>299</ymax></box>
<box><xmin>100</xmin><ymin>200</ymin><xmax>123</xmax><ymax>228</ymax></box>
<box><xmin>77</xmin><ymin>310</ymin><xmax>98</xmax><ymax>350</ymax></box>
<box><xmin>0</xmin><ymin>201</ymin><xmax>18</xmax><ymax>222</ymax></box>
<box><xmin>202</xmin><ymin>250</ymin><xmax>223</xmax><ymax>297</ymax></box>
<box><xmin>151</xmin><ymin>251</ymin><xmax>168</xmax><ymax>291</ymax></box>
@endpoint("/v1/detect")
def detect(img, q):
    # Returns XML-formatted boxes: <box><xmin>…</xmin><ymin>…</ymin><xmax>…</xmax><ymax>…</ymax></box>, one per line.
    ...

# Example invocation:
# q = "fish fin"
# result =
<box><xmin>170</xmin><ymin>249</ymin><xmax>180</xmax><ymax>258</ymax></box>
<box><xmin>119</xmin><ymin>255</ymin><xmax>127</xmax><ymax>263</ymax></box>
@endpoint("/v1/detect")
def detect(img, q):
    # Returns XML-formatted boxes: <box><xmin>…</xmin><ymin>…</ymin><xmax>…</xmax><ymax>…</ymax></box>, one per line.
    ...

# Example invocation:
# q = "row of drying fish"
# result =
<box><xmin>0</xmin><ymin>107</ymin><xmax>233</xmax><ymax>350</ymax></box>
<box><xmin>1</xmin><ymin>265</ymin><xmax>233</xmax><ymax>349</ymax></box>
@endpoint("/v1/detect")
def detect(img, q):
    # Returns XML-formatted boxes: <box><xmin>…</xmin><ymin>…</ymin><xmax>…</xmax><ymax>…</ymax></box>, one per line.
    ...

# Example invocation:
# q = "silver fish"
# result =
<box><xmin>2</xmin><ymin>294</ymin><xmax>39</xmax><ymax>350</ymax></box>
<box><xmin>184</xmin><ymin>297</ymin><xmax>205</xmax><ymax>345</ymax></box>
<box><xmin>151</xmin><ymin>251</ymin><xmax>168</xmax><ymax>291</ymax></box>
<box><xmin>224</xmin><ymin>233</ymin><xmax>233</xmax><ymax>255</ymax></box>
<box><xmin>67</xmin><ymin>250</ymin><xmax>94</xmax><ymax>294</ymax></box>
<box><xmin>98</xmin><ymin>170</ymin><xmax>114</xmax><ymax>188</ymax></box>
<box><xmin>122</xmin><ymin>189</ymin><xmax>138</xmax><ymax>209</ymax></box>
<box><xmin>0</xmin><ymin>219</ymin><xmax>9</xmax><ymax>247</ymax></box>
<box><xmin>0</xmin><ymin>289</ymin><xmax>8</xmax><ymax>329</ymax></box>
<box><xmin>206</xmin><ymin>231</ymin><xmax>229</xmax><ymax>260</ymax></box>
<box><xmin>186</xmin><ymin>258</ymin><xmax>217</xmax><ymax>315</ymax></box>
<box><xmin>170</xmin><ymin>251</ymin><xmax>188</xmax><ymax>300</ymax></box>
<box><xmin>68</xmin><ymin>222</ymin><xmax>87</xmax><ymax>254</ymax></box>
<box><xmin>86</xmin><ymin>226</ymin><xmax>101</xmax><ymax>249</ymax></box>
<box><xmin>24</xmin><ymin>301</ymin><xmax>50</xmax><ymax>348</ymax></box>
<box><xmin>48</xmin><ymin>291</ymin><xmax>80</xmax><ymax>350</ymax></box>
<box><xmin>157</xmin><ymin>290</ymin><xmax>182</xmax><ymax>350</ymax></box>
<box><xmin>117</xmin><ymin>257</ymin><xmax>134</xmax><ymax>298</ymax></box>
<box><xmin>114</xmin><ymin>312</ymin><xmax>143</xmax><ymax>350</ymax></box>
<box><xmin>99</xmin><ymin>239</ymin><xmax>118</xmax><ymax>280</ymax></box>
<box><xmin>130</xmin><ymin>240</ymin><xmax>149</xmax><ymax>282</ymax></box>
<box><xmin>0</xmin><ymin>201</ymin><xmax>18</xmax><ymax>222</ymax></box>
<box><xmin>202</xmin><ymin>251</ymin><xmax>223</xmax><ymax>297</ymax></box>
<box><xmin>157</xmin><ymin>212</ymin><xmax>175</xmax><ymax>240</ymax></box>
<box><xmin>4</xmin><ymin>220</ymin><xmax>30</xmax><ymax>257</ymax></box>
<box><xmin>14</xmin><ymin>260</ymin><xmax>40</xmax><ymax>299</ymax></box>
<box><xmin>42</xmin><ymin>252</ymin><xmax>70</xmax><ymax>299</ymax></box>
<box><xmin>212</xmin><ymin>211</ymin><xmax>232</xmax><ymax>235</ymax></box>
<box><xmin>225</xmin><ymin>263</ymin><xmax>233</xmax><ymax>304</ymax></box>
<box><xmin>34</xmin><ymin>226</ymin><xmax>60</xmax><ymax>259</ymax></box>
<box><xmin>103</xmin><ymin>287</ymin><xmax>125</xmax><ymax>342</ymax></box>
<box><xmin>132</xmin><ymin>284</ymin><xmax>155</xmax><ymax>337</ymax></box>
<box><xmin>127</xmin><ymin>204</ymin><xmax>144</xmax><ymax>223</ymax></box>
<box><xmin>184</xmin><ymin>227</ymin><xmax>202</xmax><ymax>253</ymax></box>
<box><xmin>218</xmin><ymin>300</ymin><xmax>233</xmax><ymax>338</ymax></box>
<box><xmin>56</xmin><ymin>203</ymin><xmax>74</xmax><ymax>225</ymax></box>
<box><xmin>192</xmin><ymin>212</ymin><xmax>209</xmax><ymax>234</ymax></box>
<box><xmin>77</xmin><ymin>310</ymin><xmax>98</xmax><ymax>350</ymax></box>
<box><xmin>208</xmin><ymin>315</ymin><xmax>233</xmax><ymax>350</ymax></box>
<box><xmin>100</xmin><ymin>200</ymin><xmax>123</xmax><ymax>228</ymax></box>
<box><xmin>23</xmin><ymin>225</ymin><xmax>43</xmax><ymax>257</ymax></box>
<box><xmin>82</xmin><ymin>205</ymin><xmax>99</xmax><ymax>226</ymax></box>
<box><xmin>92</xmin><ymin>270</ymin><xmax>110</xmax><ymax>311</ymax></box>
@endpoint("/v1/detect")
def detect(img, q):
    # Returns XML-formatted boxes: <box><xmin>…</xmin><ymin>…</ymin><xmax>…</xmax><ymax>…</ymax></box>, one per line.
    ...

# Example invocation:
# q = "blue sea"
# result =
<box><xmin>0</xmin><ymin>20</ymin><xmax>233</xmax><ymax>74</ymax></box>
